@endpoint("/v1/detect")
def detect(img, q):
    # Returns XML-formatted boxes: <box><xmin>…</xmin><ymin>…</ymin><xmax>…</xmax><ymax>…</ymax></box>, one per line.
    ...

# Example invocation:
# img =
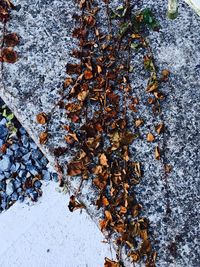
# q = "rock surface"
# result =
<box><xmin>0</xmin><ymin>0</ymin><xmax>200</xmax><ymax>266</ymax></box>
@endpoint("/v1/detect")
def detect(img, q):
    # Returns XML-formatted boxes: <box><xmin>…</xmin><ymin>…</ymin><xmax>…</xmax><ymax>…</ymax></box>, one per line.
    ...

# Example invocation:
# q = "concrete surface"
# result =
<box><xmin>0</xmin><ymin>0</ymin><xmax>200</xmax><ymax>266</ymax></box>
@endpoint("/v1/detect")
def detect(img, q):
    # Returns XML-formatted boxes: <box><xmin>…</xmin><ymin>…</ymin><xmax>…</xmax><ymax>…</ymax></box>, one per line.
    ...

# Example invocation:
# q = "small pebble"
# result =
<box><xmin>0</xmin><ymin>155</ymin><xmax>12</xmax><ymax>172</ymax></box>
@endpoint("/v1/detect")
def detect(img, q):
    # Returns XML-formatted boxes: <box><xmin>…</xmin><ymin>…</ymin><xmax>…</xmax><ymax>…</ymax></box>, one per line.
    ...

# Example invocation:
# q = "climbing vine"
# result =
<box><xmin>36</xmin><ymin>0</ymin><xmax>172</xmax><ymax>266</ymax></box>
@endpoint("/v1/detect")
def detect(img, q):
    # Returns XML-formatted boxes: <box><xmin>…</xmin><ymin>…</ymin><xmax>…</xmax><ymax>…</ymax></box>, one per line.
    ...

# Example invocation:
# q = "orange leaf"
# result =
<box><xmin>147</xmin><ymin>133</ymin><xmax>155</xmax><ymax>142</ymax></box>
<box><xmin>2</xmin><ymin>47</ymin><xmax>18</xmax><ymax>63</ymax></box>
<box><xmin>36</xmin><ymin>112</ymin><xmax>48</xmax><ymax>125</ymax></box>
<box><xmin>39</xmin><ymin>132</ymin><xmax>48</xmax><ymax>144</ymax></box>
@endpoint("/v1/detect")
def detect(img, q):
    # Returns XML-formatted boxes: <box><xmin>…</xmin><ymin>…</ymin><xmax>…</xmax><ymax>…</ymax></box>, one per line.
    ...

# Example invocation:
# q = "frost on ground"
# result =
<box><xmin>0</xmin><ymin>182</ymin><xmax>113</xmax><ymax>267</ymax></box>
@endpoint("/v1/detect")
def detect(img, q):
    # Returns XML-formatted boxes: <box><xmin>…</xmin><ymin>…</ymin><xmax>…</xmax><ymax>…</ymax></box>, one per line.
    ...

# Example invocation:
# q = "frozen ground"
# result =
<box><xmin>0</xmin><ymin>182</ymin><xmax>113</xmax><ymax>267</ymax></box>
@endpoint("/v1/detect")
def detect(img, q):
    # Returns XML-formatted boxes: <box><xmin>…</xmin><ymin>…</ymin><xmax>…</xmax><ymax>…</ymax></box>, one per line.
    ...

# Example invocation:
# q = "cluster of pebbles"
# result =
<box><xmin>0</xmin><ymin>99</ymin><xmax>58</xmax><ymax>212</ymax></box>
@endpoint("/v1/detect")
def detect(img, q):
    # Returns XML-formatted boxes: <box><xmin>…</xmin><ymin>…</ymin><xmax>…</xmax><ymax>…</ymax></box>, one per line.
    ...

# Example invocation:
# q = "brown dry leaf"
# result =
<box><xmin>84</xmin><ymin>69</ymin><xmax>93</xmax><ymax>80</ymax></box>
<box><xmin>85</xmin><ymin>15</ymin><xmax>96</xmax><ymax>26</ymax></box>
<box><xmin>99</xmin><ymin>153</ymin><xmax>109</xmax><ymax>167</ymax></box>
<box><xmin>155</xmin><ymin>146</ymin><xmax>161</xmax><ymax>160</ymax></box>
<box><xmin>146</xmin><ymin>81</ymin><xmax>158</xmax><ymax>93</ymax></box>
<box><xmin>140</xmin><ymin>229</ymin><xmax>148</xmax><ymax>240</ymax></box>
<box><xmin>132</xmin><ymin>204</ymin><xmax>142</xmax><ymax>217</ymax></box>
<box><xmin>39</xmin><ymin>132</ymin><xmax>48</xmax><ymax>144</ymax></box>
<box><xmin>4</xmin><ymin>33</ymin><xmax>19</xmax><ymax>47</ymax></box>
<box><xmin>97</xmin><ymin>65</ymin><xmax>102</xmax><ymax>74</ymax></box>
<box><xmin>140</xmin><ymin>239</ymin><xmax>151</xmax><ymax>255</ymax></box>
<box><xmin>120</xmin><ymin>206</ymin><xmax>127</xmax><ymax>214</ymax></box>
<box><xmin>154</xmin><ymin>92</ymin><xmax>165</xmax><ymax>100</ymax></box>
<box><xmin>102</xmin><ymin>196</ymin><xmax>109</xmax><ymax>207</ymax></box>
<box><xmin>155</xmin><ymin>122</ymin><xmax>164</xmax><ymax>134</ymax></box>
<box><xmin>135</xmin><ymin>119</ymin><xmax>144</xmax><ymax>128</ymax></box>
<box><xmin>66</xmin><ymin>63</ymin><xmax>81</xmax><ymax>74</ymax></box>
<box><xmin>165</xmin><ymin>164</ymin><xmax>172</xmax><ymax>173</ymax></box>
<box><xmin>67</xmin><ymin>161</ymin><xmax>83</xmax><ymax>176</ymax></box>
<box><xmin>104</xmin><ymin>257</ymin><xmax>120</xmax><ymax>267</ymax></box>
<box><xmin>147</xmin><ymin>133</ymin><xmax>155</xmax><ymax>142</ymax></box>
<box><xmin>36</xmin><ymin>112</ymin><xmax>48</xmax><ymax>125</ymax></box>
<box><xmin>63</xmin><ymin>77</ymin><xmax>73</xmax><ymax>88</ymax></box>
<box><xmin>99</xmin><ymin>219</ymin><xmax>108</xmax><ymax>231</ymax></box>
<box><xmin>105</xmin><ymin>210</ymin><xmax>112</xmax><ymax>221</ymax></box>
<box><xmin>68</xmin><ymin>195</ymin><xmax>85</xmax><ymax>212</ymax></box>
<box><xmin>134</xmin><ymin>162</ymin><xmax>141</xmax><ymax>178</ymax></box>
<box><xmin>131</xmin><ymin>33</ymin><xmax>141</xmax><ymax>39</ymax></box>
<box><xmin>129</xmin><ymin>251</ymin><xmax>140</xmax><ymax>262</ymax></box>
<box><xmin>147</xmin><ymin>97</ymin><xmax>155</xmax><ymax>105</ymax></box>
<box><xmin>1</xmin><ymin>47</ymin><xmax>18</xmax><ymax>63</ymax></box>
<box><xmin>162</xmin><ymin>69</ymin><xmax>170</xmax><ymax>81</ymax></box>
<box><xmin>0</xmin><ymin>143</ymin><xmax>7</xmax><ymax>153</ymax></box>
<box><xmin>77</xmin><ymin>90</ymin><xmax>88</xmax><ymax>101</ymax></box>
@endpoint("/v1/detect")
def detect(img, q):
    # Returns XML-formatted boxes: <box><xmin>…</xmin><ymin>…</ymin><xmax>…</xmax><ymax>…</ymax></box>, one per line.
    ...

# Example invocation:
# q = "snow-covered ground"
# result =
<box><xmin>0</xmin><ymin>183</ymin><xmax>114</xmax><ymax>267</ymax></box>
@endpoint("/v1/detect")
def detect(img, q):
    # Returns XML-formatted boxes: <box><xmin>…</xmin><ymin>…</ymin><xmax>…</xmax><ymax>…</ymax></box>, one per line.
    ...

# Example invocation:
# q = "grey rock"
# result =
<box><xmin>22</xmin><ymin>152</ymin><xmax>31</xmax><ymax>162</ymax></box>
<box><xmin>21</xmin><ymin>135</ymin><xmax>29</xmax><ymax>148</ymax></box>
<box><xmin>0</xmin><ymin>155</ymin><xmax>11</xmax><ymax>172</ymax></box>
<box><xmin>6</xmin><ymin>181</ymin><xmax>15</xmax><ymax>195</ymax></box>
<box><xmin>27</xmin><ymin>165</ymin><xmax>38</xmax><ymax>176</ymax></box>
<box><xmin>11</xmin><ymin>192</ymin><xmax>18</xmax><ymax>201</ymax></box>
<box><xmin>6</xmin><ymin>149</ymin><xmax>14</xmax><ymax>156</ymax></box>
<box><xmin>18</xmin><ymin>169</ymin><xmax>26</xmax><ymax>178</ymax></box>
<box><xmin>0</xmin><ymin>118</ymin><xmax>7</xmax><ymax>125</ymax></box>
<box><xmin>42</xmin><ymin>170</ymin><xmax>51</xmax><ymax>181</ymax></box>
<box><xmin>0</xmin><ymin>125</ymin><xmax>8</xmax><ymax>139</ymax></box>
<box><xmin>0</xmin><ymin>174</ymin><xmax>5</xmax><ymax>181</ymax></box>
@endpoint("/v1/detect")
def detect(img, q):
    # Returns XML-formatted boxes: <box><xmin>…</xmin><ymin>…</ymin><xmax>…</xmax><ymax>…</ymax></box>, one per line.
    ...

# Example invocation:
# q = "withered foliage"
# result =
<box><xmin>37</xmin><ymin>0</ymin><xmax>170</xmax><ymax>265</ymax></box>
<box><xmin>0</xmin><ymin>1</ymin><xmax>19</xmax><ymax>63</ymax></box>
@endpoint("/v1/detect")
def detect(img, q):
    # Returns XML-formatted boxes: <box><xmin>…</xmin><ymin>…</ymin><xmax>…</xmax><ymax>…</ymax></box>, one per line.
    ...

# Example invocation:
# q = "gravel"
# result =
<box><xmin>0</xmin><ymin>99</ymin><xmax>58</xmax><ymax>212</ymax></box>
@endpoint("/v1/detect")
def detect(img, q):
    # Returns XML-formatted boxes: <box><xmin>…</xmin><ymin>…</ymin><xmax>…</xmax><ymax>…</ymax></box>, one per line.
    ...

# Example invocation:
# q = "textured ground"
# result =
<box><xmin>0</xmin><ymin>182</ymin><xmax>113</xmax><ymax>267</ymax></box>
<box><xmin>0</xmin><ymin>0</ymin><xmax>200</xmax><ymax>266</ymax></box>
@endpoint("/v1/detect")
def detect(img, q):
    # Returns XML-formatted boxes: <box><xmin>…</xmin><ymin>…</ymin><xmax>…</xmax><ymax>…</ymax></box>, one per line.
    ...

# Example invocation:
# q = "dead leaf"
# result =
<box><xmin>36</xmin><ymin>112</ymin><xmax>48</xmax><ymax>125</ymax></box>
<box><xmin>68</xmin><ymin>195</ymin><xmax>85</xmax><ymax>212</ymax></box>
<box><xmin>77</xmin><ymin>90</ymin><xmax>88</xmax><ymax>101</ymax></box>
<box><xmin>63</xmin><ymin>77</ymin><xmax>73</xmax><ymax>88</ymax></box>
<box><xmin>155</xmin><ymin>146</ymin><xmax>161</xmax><ymax>160</ymax></box>
<box><xmin>129</xmin><ymin>251</ymin><xmax>140</xmax><ymax>262</ymax></box>
<box><xmin>140</xmin><ymin>239</ymin><xmax>151</xmax><ymax>255</ymax></box>
<box><xmin>155</xmin><ymin>123</ymin><xmax>164</xmax><ymax>134</ymax></box>
<box><xmin>147</xmin><ymin>133</ymin><xmax>155</xmax><ymax>142</ymax></box>
<box><xmin>102</xmin><ymin>196</ymin><xmax>109</xmax><ymax>207</ymax></box>
<box><xmin>39</xmin><ymin>132</ymin><xmax>48</xmax><ymax>144</ymax></box>
<box><xmin>146</xmin><ymin>81</ymin><xmax>158</xmax><ymax>93</ymax></box>
<box><xmin>84</xmin><ymin>69</ymin><xmax>93</xmax><ymax>80</ymax></box>
<box><xmin>165</xmin><ymin>164</ymin><xmax>172</xmax><ymax>173</ymax></box>
<box><xmin>135</xmin><ymin>119</ymin><xmax>144</xmax><ymax>128</ymax></box>
<box><xmin>105</xmin><ymin>210</ymin><xmax>112</xmax><ymax>221</ymax></box>
<box><xmin>104</xmin><ymin>258</ymin><xmax>120</xmax><ymax>267</ymax></box>
<box><xmin>100</xmin><ymin>153</ymin><xmax>109</xmax><ymax>167</ymax></box>
<box><xmin>1</xmin><ymin>47</ymin><xmax>18</xmax><ymax>63</ymax></box>
<box><xmin>4</xmin><ymin>33</ymin><xmax>19</xmax><ymax>46</ymax></box>
<box><xmin>67</xmin><ymin>161</ymin><xmax>83</xmax><ymax>176</ymax></box>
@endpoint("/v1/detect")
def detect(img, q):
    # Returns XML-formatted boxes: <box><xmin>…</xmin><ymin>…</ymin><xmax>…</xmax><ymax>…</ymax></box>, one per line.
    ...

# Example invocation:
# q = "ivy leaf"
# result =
<box><xmin>141</xmin><ymin>8</ymin><xmax>160</xmax><ymax>31</ymax></box>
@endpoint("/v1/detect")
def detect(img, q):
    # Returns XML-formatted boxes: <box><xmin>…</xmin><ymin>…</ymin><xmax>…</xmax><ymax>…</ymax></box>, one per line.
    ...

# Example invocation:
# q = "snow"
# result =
<box><xmin>0</xmin><ymin>183</ymin><xmax>114</xmax><ymax>267</ymax></box>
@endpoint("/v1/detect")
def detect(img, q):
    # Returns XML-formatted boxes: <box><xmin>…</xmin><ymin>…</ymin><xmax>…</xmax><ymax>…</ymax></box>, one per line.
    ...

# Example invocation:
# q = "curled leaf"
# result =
<box><xmin>68</xmin><ymin>195</ymin><xmax>85</xmax><ymax>212</ymax></box>
<box><xmin>155</xmin><ymin>123</ymin><xmax>164</xmax><ymax>134</ymax></box>
<box><xmin>39</xmin><ymin>132</ymin><xmax>48</xmax><ymax>144</ymax></box>
<box><xmin>135</xmin><ymin>118</ymin><xmax>144</xmax><ymax>128</ymax></box>
<box><xmin>155</xmin><ymin>146</ymin><xmax>161</xmax><ymax>160</ymax></box>
<box><xmin>99</xmin><ymin>153</ymin><xmax>109</xmax><ymax>167</ymax></box>
<box><xmin>147</xmin><ymin>133</ymin><xmax>155</xmax><ymax>142</ymax></box>
<box><xmin>36</xmin><ymin>112</ymin><xmax>48</xmax><ymax>125</ymax></box>
<box><xmin>104</xmin><ymin>258</ymin><xmax>120</xmax><ymax>267</ymax></box>
<box><xmin>4</xmin><ymin>33</ymin><xmax>19</xmax><ymax>47</ymax></box>
<box><xmin>1</xmin><ymin>47</ymin><xmax>18</xmax><ymax>63</ymax></box>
